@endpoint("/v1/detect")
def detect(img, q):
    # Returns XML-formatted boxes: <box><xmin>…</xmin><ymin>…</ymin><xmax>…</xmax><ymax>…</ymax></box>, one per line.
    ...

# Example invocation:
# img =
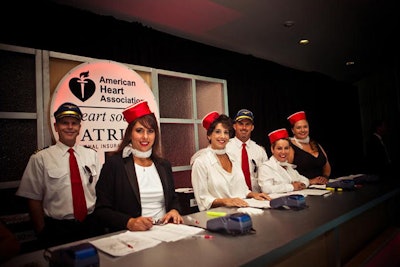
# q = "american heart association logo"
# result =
<box><xmin>69</xmin><ymin>71</ymin><xmax>95</xmax><ymax>102</ymax></box>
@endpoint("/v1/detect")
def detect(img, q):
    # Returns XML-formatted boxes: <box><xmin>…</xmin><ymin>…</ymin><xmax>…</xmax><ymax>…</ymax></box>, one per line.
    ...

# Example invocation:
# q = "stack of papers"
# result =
<box><xmin>245</xmin><ymin>198</ymin><xmax>271</xmax><ymax>208</ymax></box>
<box><xmin>130</xmin><ymin>223</ymin><xmax>205</xmax><ymax>242</ymax></box>
<box><xmin>330</xmin><ymin>174</ymin><xmax>364</xmax><ymax>181</ymax></box>
<box><xmin>297</xmin><ymin>188</ymin><xmax>332</xmax><ymax>196</ymax></box>
<box><xmin>90</xmin><ymin>232</ymin><xmax>161</xmax><ymax>257</ymax></box>
<box><xmin>90</xmin><ymin>224</ymin><xmax>204</xmax><ymax>257</ymax></box>
<box><xmin>244</xmin><ymin>187</ymin><xmax>332</xmax><ymax>209</ymax></box>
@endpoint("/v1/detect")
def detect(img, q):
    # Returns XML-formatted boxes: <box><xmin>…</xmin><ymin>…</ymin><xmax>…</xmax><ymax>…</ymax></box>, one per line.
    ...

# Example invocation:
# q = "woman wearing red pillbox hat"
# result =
<box><xmin>94</xmin><ymin>101</ymin><xmax>183</xmax><ymax>232</ymax></box>
<box><xmin>257</xmin><ymin>129</ymin><xmax>309</xmax><ymax>193</ymax></box>
<box><xmin>191</xmin><ymin>112</ymin><xmax>270</xmax><ymax>211</ymax></box>
<box><xmin>286</xmin><ymin>111</ymin><xmax>331</xmax><ymax>185</ymax></box>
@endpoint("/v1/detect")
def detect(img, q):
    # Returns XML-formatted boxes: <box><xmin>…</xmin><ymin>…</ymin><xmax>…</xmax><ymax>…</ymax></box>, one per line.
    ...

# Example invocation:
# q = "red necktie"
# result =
<box><xmin>242</xmin><ymin>143</ymin><xmax>251</xmax><ymax>190</ymax></box>
<box><xmin>68</xmin><ymin>148</ymin><xmax>87</xmax><ymax>221</ymax></box>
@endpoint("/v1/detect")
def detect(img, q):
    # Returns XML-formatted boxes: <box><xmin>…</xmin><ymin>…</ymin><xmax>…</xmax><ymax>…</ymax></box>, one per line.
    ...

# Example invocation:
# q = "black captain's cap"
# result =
<box><xmin>54</xmin><ymin>102</ymin><xmax>83</xmax><ymax>121</ymax></box>
<box><xmin>234</xmin><ymin>109</ymin><xmax>254</xmax><ymax>122</ymax></box>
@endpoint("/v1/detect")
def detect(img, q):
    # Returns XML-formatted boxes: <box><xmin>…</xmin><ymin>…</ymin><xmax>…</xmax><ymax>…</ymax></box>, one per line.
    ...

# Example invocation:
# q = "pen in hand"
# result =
<box><xmin>153</xmin><ymin>218</ymin><xmax>166</xmax><ymax>225</ymax></box>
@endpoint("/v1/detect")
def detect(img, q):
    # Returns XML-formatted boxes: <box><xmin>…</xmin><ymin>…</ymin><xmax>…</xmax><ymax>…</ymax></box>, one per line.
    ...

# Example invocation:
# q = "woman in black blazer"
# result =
<box><xmin>94</xmin><ymin>101</ymin><xmax>182</xmax><ymax>233</ymax></box>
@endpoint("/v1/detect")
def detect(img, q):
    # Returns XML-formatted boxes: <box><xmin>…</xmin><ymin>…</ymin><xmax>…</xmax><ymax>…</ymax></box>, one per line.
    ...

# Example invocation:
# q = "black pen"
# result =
<box><xmin>84</xmin><ymin>165</ymin><xmax>93</xmax><ymax>184</ymax></box>
<box><xmin>251</xmin><ymin>159</ymin><xmax>257</xmax><ymax>173</ymax></box>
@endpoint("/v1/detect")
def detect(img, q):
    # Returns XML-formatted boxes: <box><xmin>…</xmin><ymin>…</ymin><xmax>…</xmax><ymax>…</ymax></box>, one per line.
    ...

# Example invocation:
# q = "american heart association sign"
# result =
<box><xmin>50</xmin><ymin>59</ymin><xmax>159</xmax><ymax>167</ymax></box>
<box><xmin>69</xmin><ymin>70</ymin><xmax>96</xmax><ymax>102</ymax></box>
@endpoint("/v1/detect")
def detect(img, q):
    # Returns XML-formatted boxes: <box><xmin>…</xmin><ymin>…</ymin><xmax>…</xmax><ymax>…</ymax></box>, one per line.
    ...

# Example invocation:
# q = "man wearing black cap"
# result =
<box><xmin>226</xmin><ymin>109</ymin><xmax>268</xmax><ymax>192</ymax></box>
<box><xmin>16</xmin><ymin>102</ymin><xmax>103</xmax><ymax>248</ymax></box>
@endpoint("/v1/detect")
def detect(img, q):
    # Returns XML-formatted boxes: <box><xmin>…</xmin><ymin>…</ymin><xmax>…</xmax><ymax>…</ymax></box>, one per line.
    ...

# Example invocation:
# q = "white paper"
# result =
<box><xmin>329</xmin><ymin>174</ymin><xmax>364</xmax><ymax>181</ymax></box>
<box><xmin>308</xmin><ymin>184</ymin><xmax>326</xmax><ymax>190</ymax></box>
<box><xmin>299</xmin><ymin>188</ymin><xmax>332</xmax><ymax>196</ymax></box>
<box><xmin>237</xmin><ymin>207</ymin><xmax>265</xmax><ymax>215</ymax></box>
<box><xmin>268</xmin><ymin>189</ymin><xmax>331</xmax><ymax>197</ymax></box>
<box><xmin>90</xmin><ymin>224</ymin><xmax>205</xmax><ymax>257</ymax></box>
<box><xmin>244</xmin><ymin>198</ymin><xmax>271</xmax><ymax>209</ymax></box>
<box><xmin>124</xmin><ymin>223</ymin><xmax>205</xmax><ymax>242</ymax></box>
<box><xmin>90</xmin><ymin>231</ymin><xmax>161</xmax><ymax>257</ymax></box>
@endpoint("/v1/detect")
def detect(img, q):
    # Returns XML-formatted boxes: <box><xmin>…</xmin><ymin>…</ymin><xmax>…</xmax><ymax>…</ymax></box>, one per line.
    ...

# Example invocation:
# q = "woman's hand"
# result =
<box><xmin>309</xmin><ymin>176</ymin><xmax>328</xmax><ymax>185</ymax></box>
<box><xmin>247</xmin><ymin>192</ymin><xmax>271</xmax><ymax>201</ymax></box>
<box><xmin>292</xmin><ymin>181</ymin><xmax>307</xmax><ymax>191</ymax></box>
<box><xmin>126</xmin><ymin>216</ymin><xmax>153</xmax><ymax>231</ymax></box>
<box><xmin>217</xmin><ymin>198</ymin><xmax>249</xmax><ymax>208</ymax></box>
<box><xmin>161</xmin><ymin>209</ymin><xmax>183</xmax><ymax>224</ymax></box>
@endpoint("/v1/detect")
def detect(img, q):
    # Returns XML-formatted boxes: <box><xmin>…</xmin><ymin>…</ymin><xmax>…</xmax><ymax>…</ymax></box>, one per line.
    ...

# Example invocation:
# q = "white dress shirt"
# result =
<box><xmin>226</xmin><ymin>136</ymin><xmax>269</xmax><ymax>192</ymax></box>
<box><xmin>257</xmin><ymin>156</ymin><xmax>309</xmax><ymax>194</ymax></box>
<box><xmin>191</xmin><ymin>147</ymin><xmax>251</xmax><ymax>211</ymax></box>
<box><xmin>16</xmin><ymin>141</ymin><xmax>100</xmax><ymax>220</ymax></box>
<box><xmin>135</xmin><ymin>163</ymin><xmax>166</xmax><ymax>220</ymax></box>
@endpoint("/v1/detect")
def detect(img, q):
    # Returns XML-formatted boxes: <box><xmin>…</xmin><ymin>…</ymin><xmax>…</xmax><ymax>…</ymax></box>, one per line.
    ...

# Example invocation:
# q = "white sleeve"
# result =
<box><xmin>257</xmin><ymin>163</ymin><xmax>294</xmax><ymax>194</ymax></box>
<box><xmin>191</xmin><ymin>158</ymin><xmax>216</xmax><ymax>211</ymax></box>
<box><xmin>16</xmin><ymin>154</ymin><xmax>45</xmax><ymax>200</ymax></box>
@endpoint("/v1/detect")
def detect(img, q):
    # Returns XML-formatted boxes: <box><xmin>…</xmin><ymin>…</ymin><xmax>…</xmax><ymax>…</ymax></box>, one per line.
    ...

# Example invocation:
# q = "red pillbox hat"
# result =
<box><xmin>268</xmin><ymin>128</ymin><xmax>289</xmax><ymax>144</ymax></box>
<box><xmin>123</xmin><ymin>101</ymin><xmax>152</xmax><ymax>123</ymax></box>
<box><xmin>287</xmin><ymin>111</ymin><xmax>306</xmax><ymax>125</ymax></box>
<box><xmin>202</xmin><ymin>111</ymin><xmax>220</xmax><ymax>130</ymax></box>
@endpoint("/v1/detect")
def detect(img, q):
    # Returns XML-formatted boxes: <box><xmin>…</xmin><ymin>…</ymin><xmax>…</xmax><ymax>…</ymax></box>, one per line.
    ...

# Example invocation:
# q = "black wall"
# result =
<box><xmin>1</xmin><ymin>0</ymin><xmax>364</xmax><ymax>176</ymax></box>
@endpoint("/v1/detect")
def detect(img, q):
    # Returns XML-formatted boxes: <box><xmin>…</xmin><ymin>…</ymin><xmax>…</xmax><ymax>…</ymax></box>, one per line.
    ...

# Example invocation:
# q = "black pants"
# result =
<box><xmin>37</xmin><ymin>214</ymin><xmax>105</xmax><ymax>249</ymax></box>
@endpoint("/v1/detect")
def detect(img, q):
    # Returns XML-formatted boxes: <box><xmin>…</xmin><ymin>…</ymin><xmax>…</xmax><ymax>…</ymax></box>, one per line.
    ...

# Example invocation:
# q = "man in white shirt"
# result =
<box><xmin>16</xmin><ymin>102</ymin><xmax>103</xmax><ymax>248</ymax></box>
<box><xmin>226</xmin><ymin>109</ymin><xmax>268</xmax><ymax>192</ymax></box>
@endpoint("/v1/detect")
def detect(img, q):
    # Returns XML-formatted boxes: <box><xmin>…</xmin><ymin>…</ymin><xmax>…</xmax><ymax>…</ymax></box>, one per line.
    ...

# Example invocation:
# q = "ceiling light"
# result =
<box><xmin>284</xmin><ymin>21</ymin><xmax>295</xmax><ymax>27</ymax></box>
<box><xmin>345</xmin><ymin>61</ymin><xmax>355</xmax><ymax>66</ymax></box>
<box><xmin>299</xmin><ymin>39</ymin><xmax>309</xmax><ymax>45</ymax></box>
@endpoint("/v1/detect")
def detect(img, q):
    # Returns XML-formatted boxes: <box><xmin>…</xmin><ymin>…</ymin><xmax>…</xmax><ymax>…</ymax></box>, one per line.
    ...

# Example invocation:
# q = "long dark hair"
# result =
<box><xmin>113</xmin><ymin>113</ymin><xmax>162</xmax><ymax>159</ymax></box>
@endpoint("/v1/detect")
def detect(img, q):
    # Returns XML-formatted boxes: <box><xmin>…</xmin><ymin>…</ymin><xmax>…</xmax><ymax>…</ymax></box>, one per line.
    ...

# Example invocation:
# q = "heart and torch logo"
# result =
<box><xmin>69</xmin><ymin>71</ymin><xmax>95</xmax><ymax>102</ymax></box>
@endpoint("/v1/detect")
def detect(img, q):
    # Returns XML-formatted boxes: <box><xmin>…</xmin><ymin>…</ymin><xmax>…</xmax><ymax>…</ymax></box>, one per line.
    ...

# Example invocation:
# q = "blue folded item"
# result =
<box><xmin>206</xmin><ymin>212</ymin><xmax>253</xmax><ymax>235</ymax></box>
<box><xmin>270</xmin><ymin>194</ymin><xmax>306</xmax><ymax>209</ymax></box>
<box><xmin>326</xmin><ymin>179</ymin><xmax>355</xmax><ymax>190</ymax></box>
<box><xmin>47</xmin><ymin>242</ymin><xmax>99</xmax><ymax>267</ymax></box>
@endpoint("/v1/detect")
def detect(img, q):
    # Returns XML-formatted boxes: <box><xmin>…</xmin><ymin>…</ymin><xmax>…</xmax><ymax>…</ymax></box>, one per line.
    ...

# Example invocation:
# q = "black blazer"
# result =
<box><xmin>94</xmin><ymin>154</ymin><xmax>181</xmax><ymax>232</ymax></box>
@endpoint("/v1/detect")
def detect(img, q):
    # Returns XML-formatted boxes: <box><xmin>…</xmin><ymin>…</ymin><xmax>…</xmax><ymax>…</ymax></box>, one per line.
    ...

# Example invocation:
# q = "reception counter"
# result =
<box><xmin>4</xmin><ymin>181</ymin><xmax>400</xmax><ymax>267</ymax></box>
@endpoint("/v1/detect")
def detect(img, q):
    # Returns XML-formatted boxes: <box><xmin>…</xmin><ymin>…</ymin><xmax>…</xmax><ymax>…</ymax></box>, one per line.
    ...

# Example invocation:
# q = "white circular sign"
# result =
<box><xmin>50</xmin><ymin>60</ymin><xmax>158</xmax><ymax>166</ymax></box>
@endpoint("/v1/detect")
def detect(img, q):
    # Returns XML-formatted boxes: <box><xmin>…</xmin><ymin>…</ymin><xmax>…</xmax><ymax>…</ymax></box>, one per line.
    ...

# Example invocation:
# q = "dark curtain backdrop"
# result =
<box><xmin>1</xmin><ymin>0</ymin><xmax>364</xmax><ymax>176</ymax></box>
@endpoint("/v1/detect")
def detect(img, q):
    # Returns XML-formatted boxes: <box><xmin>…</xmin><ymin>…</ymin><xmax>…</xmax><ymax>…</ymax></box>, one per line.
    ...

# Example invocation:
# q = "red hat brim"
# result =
<box><xmin>202</xmin><ymin>111</ymin><xmax>220</xmax><ymax>130</ymax></box>
<box><xmin>123</xmin><ymin>101</ymin><xmax>152</xmax><ymax>123</ymax></box>
<box><xmin>268</xmin><ymin>128</ymin><xmax>289</xmax><ymax>144</ymax></box>
<box><xmin>287</xmin><ymin>111</ymin><xmax>306</xmax><ymax>125</ymax></box>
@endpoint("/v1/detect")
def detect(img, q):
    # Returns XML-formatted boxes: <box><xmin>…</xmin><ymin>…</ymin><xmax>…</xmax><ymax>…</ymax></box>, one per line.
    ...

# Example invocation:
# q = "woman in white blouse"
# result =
<box><xmin>258</xmin><ymin>128</ymin><xmax>309</xmax><ymax>194</ymax></box>
<box><xmin>191</xmin><ymin>111</ymin><xmax>270</xmax><ymax>211</ymax></box>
